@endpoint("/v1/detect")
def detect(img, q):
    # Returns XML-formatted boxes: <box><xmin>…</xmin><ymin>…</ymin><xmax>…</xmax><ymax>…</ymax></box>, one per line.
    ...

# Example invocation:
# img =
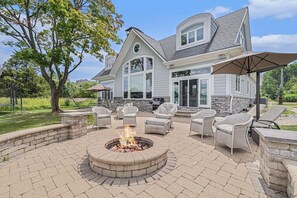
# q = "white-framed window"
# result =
<box><xmin>123</xmin><ymin>56</ymin><xmax>153</xmax><ymax>99</ymax></box>
<box><xmin>236</xmin><ymin>75</ymin><xmax>241</xmax><ymax>92</ymax></box>
<box><xmin>133</xmin><ymin>43</ymin><xmax>140</xmax><ymax>54</ymax></box>
<box><xmin>246</xmin><ymin>80</ymin><xmax>250</xmax><ymax>95</ymax></box>
<box><xmin>181</xmin><ymin>23</ymin><xmax>204</xmax><ymax>46</ymax></box>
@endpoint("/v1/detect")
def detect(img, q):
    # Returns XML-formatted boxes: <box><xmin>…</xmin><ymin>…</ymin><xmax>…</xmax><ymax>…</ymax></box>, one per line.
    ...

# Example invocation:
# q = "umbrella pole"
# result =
<box><xmin>256</xmin><ymin>72</ymin><xmax>261</xmax><ymax>120</ymax></box>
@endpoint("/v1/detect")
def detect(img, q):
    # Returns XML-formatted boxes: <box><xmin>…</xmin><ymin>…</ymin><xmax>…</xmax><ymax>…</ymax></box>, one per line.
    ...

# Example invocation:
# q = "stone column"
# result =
<box><xmin>60</xmin><ymin>112</ymin><xmax>90</xmax><ymax>139</ymax></box>
<box><xmin>256</xmin><ymin>128</ymin><xmax>297</xmax><ymax>192</ymax></box>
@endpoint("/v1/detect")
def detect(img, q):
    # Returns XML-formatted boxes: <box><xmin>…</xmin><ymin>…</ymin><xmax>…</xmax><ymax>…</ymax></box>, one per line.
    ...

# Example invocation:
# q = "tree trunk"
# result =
<box><xmin>50</xmin><ymin>89</ymin><xmax>62</xmax><ymax>113</ymax></box>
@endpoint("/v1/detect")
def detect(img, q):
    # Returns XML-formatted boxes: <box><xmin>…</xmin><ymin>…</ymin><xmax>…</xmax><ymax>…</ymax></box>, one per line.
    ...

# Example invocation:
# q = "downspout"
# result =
<box><xmin>229</xmin><ymin>93</ymin><xmax>233</xmax><ymax>115</ymax></box>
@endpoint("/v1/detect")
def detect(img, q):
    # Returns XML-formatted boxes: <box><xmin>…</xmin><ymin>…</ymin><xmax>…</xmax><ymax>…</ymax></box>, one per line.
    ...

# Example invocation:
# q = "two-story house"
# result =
<box><xmin>92</xmin><ymin>7</ymin><xmax>256</xmax><ymax>115</ymax></box>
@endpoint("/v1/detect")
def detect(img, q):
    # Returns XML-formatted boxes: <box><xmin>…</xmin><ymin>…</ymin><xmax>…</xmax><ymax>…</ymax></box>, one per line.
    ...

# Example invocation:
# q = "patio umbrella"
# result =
<box><xmin>211</xmin><ymin>51</ymin><xmax>297</xmax><ymax>119</ymax></box>
<box><xmin>87</xmin><ymin>84</ymin><xmax>110</xmax><ymax>92</ymax></box>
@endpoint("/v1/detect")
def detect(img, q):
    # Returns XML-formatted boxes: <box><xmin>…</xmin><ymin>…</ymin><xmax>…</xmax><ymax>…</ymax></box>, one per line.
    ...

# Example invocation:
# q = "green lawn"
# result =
<box><xmin>0</xmin><ymin>110</ymin><xmax>94</xmax><ymax>135</ymax></box>
<box><xmin>280</xmin><ymin>125</ymin><xmax>297</xmax><ymax>131</ymax></box>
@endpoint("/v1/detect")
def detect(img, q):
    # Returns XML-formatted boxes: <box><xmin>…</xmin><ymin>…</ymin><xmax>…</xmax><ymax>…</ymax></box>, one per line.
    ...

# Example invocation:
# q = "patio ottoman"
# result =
<box><xmin>145</xmin><ymin>118</ymin><xmax>170</xmax><ymax>136</ymax></box>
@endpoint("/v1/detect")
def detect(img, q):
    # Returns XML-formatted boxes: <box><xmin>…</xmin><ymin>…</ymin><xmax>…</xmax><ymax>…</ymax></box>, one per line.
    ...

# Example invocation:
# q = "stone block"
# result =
<box><xmin>116</xmin><ymin>171</ymin><xmax>132</xmax><ymax>178</ymax></box>
<box><xmin>2</xmin><ymin>146</ymin><xmax>18</xmax><ymax>156</ymax></box>
<box><xmin>132</xmin><ymin>169</ymin><xmax>147</xmax><ymax>177</ymax></box>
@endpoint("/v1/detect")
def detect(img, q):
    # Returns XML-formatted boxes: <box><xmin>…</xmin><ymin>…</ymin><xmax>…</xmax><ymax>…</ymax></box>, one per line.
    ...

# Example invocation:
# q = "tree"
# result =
<box><xmin>0</xmin><ymin>55</ymin><xmax>50</xmax><ymax>97</ymax></box>
<box><xmin>0</xmin><ymin>0</ymin><xmax>123</xmax><ymax>112</ymax></box>
<box><xmin>261</xmin><ymin>63</ymin><xmax>297</xmax><ymax>100</ymax></box>
<box><xmin>75</xmin><ymin>81</ymin><xmax>97</xmax><ymax>98</ymax></box>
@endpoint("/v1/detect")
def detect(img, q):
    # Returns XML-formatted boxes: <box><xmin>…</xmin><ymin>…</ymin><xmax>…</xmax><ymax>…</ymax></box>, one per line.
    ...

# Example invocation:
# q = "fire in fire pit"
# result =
<box><xmin>105</xmin><ymin>126</ymin><xmax>153</xmax><ymax>153</ymax></box>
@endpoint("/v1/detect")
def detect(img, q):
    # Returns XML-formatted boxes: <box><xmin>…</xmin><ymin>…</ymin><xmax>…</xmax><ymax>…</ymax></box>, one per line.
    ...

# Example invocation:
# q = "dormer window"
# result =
<box><xmin>180</xmin><ymin>23</ymin><xmax>204</xmax><ymax>46</ymax></box>
<box><xmin>239</xmin><ymin>24</ymin><xmax>247</xmax><ymax>50</ymax></box>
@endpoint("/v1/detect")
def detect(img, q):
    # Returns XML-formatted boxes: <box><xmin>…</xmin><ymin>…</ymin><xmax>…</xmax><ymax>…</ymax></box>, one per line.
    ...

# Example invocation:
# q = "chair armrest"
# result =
<box><xmin>191</xmin><ymin>112</ymin><xmax>202</xmax><ymax>119</ymax></box>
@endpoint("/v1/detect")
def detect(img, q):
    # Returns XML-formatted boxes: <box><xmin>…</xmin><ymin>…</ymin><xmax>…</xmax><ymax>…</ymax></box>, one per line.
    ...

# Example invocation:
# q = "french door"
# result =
<box><xmin>172</xmin><ymin>78</ymin><xmax>210</xmax><ymax>107</ymax></box>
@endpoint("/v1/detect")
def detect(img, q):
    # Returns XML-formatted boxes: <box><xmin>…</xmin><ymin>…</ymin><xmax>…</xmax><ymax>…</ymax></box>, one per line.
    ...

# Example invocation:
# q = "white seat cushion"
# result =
<box><xmin>192</xmin><ymin>118</ymin><xmax>203</xmax><ymax>125</ymax></box>
<box><xmin>156</xmin><ymin>113</ymin><xmax>172</xmax><ymax>119</ymax></box>
<box><xmin>217</xmin><ymin>124</ymin><xmax>233</xmax><ymax>134</ymax></box>
<box><xmin>146</xmin><ymin>118</ymin><xmax>169</xmax><ymax>126</ymax></box>
<box><xmin>98</xmin><ymin>114</ymin><xmax>110</xmax><ymax>119</ymax></box>
<box><xmin>124</xmin><ymin>113</ymin><xmax>136</xmax><ymax>118</ymax></box>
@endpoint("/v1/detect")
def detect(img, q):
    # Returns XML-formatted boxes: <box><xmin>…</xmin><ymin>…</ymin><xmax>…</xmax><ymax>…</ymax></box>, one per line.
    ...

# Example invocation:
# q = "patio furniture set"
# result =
<box><xmin>91</xmin><ymin>103</ymin><xmax>286</xmax><ymax>155</ymax></box>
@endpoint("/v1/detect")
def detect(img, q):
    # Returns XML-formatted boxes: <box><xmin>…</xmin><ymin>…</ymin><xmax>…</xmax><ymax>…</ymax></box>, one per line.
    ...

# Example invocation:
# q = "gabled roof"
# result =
<box><xmin>92</xmin><ymin>68</ymin><xmax>111</xmax><ymax>80</ymax></box>
<box><xmin>92</xmin><ymin>7</ymin><xmax>249</xmax><ymax>80</ymax></box>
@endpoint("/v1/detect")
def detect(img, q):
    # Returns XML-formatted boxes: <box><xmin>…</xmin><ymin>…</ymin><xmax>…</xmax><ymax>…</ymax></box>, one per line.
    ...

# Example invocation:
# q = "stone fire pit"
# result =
<box><xmin>87</xmin><ymin>135</ymin><xmax>168</xmax><ymax>178</ymax></box>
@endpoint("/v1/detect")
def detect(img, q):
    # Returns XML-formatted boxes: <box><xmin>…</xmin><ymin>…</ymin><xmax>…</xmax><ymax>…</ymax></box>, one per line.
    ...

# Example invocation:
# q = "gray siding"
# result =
<box><xmin>213</xmin><ymin>74</ymin><xmax>227</xmax><ymax>95</ymax></box>
<box><xmin>231</xmin><ymin>74</ymin><xmax>256</xmax><ymax>99</ymax></box>
<box><xmin>114</xmin><ymin>36</ymin><xmax>169</xmax><ymax>98</ymax></box>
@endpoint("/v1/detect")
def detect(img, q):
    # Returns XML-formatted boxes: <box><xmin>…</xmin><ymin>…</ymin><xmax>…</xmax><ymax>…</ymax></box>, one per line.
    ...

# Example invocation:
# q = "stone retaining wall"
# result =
<box><xmin>0</xmin><ymin>112</ymin><xmax>90</xmax><ymax>161</ymax></box>
<box><xmin>256</xmin><ymin>128</ymin><xmax>297</xmax><ymax>195</ymax></box>
<box><xmin>0</xmin><ymin>124</ymin><xmax>69</xmax><ymax>161</ymax></box>
<box><xmin>283</xmin><ymin>160</ymin><xmax>297</xmax><ymax>198</ymax></box>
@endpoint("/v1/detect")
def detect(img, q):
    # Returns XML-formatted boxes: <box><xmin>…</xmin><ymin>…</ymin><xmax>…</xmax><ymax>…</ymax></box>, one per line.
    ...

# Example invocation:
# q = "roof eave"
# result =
<box><xmin>164</xmin><ymin>46</ymin><xmax>243</xmax><ymax>67</ymax></box>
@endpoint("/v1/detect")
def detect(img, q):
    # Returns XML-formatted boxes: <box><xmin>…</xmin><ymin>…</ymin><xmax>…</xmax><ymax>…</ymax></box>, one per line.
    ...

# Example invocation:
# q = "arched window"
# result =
<box><xmin>123</xmin><ymin>57</ymin><xmax>153</xmax><ymax>99</ymax></box>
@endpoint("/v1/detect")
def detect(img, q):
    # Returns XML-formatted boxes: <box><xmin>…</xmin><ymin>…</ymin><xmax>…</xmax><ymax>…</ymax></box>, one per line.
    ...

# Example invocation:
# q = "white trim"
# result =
<box><xmin>234</xmin><ymin>8</ymin><xmax>248</xmax><ymax>44</ymax></box>
<box><xmin>199</xmin><ymin>78</ymin><xmax>211</xmax><ymax>108</ymax></box>
<box><xmin>165</xmin><ymin>46</ymin><xmax>243</xmax><ymax>67</ymax></box>
<box><xmin>132</xmin><ymin>29</ymin><xmax>167</xmax><ymax>62</ymax></box>
<box><xmin>122</xmin><ymin>55</ymin><xmax>154</xmax><ymax>100</ymax></box>
<box><xmin>169</xmin><ymin>64</ymin><xmax>212</xmax><ymax>108</ymax></box>
<box><xmin>133</xmin><ymin>42</ymin><xmax>140</xmax><ymax>54</ymax></box>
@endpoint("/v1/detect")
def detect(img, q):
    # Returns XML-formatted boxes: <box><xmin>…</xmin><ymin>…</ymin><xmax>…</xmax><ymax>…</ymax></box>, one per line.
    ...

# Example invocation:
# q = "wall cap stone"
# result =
<box><xmin>256</xmin><ymin>128</ymin><xmax>297</xmax><ymax>145</ymax></box>
<box><xmin>0</xmin><ymin>124</ymin><xmax>70</xmax><ymax>143</ymax></box>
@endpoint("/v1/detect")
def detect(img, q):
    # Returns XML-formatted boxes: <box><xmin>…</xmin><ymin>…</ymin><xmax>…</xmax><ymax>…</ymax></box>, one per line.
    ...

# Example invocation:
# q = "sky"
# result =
<box><xmin>0</xmin><ymin>0</ymin><xmax>297</xmax><ymax>81</ymax></box>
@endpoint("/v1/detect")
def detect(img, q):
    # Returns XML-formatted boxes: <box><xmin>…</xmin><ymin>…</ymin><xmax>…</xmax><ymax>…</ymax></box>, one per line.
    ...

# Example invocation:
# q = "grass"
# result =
<box><xmin>280</xmin><ymin>125</ymin><xmax>297</xmax><ymax>131</ymax></box>
<box><xmin>0</xmin><ymin>109</ymin><xmax>94</xmax><ymax>135</ymax></box>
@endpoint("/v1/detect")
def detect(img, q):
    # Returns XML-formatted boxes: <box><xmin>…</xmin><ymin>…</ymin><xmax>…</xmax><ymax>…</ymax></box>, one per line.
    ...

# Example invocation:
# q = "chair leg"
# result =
<box><xmin>189</xmin><ymin>123</ymin><xmax>192</xmax><ymax>136</ymax></box>
<box><xmin>246</xmin><ymin>133</ymin><xmax>252</xmax><ymax>153</ymax></box>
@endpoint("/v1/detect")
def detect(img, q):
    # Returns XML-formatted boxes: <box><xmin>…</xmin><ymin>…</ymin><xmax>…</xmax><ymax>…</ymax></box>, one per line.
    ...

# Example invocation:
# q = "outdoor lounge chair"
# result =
<box><xmin>189</xmin><ymin>109</ymin><xmax>216</xmax><ymax>139</ymax></box>
<box><xmin>246</xmin><ymin>104</ymin><xmax>266</xmax><ymax>117</ymax></box>
<box><xmin>116</xmin><ymin>102</ymin><xmax>133</xmax><ymax>119</ymax></box>
<box><xmin>215</xmin><ymin>113</ymin><xmax>253</xmax><ymax>155</ymax></box>
<box><xmin>123</xmin><ymin>106</ymin><xmax>138</xmax><ymax>126</ymax></box>
<box><xmin>153</xmin><ymin>102</ymin><xmax>177</xmax><ymax>127</ymax></box>
<box><xmin>92</xmin><ymin>107</ymin><xmax>112</xmax><ymax>130</ymax></box>
<box><xmin>251</xmin><ymin>105</ymin><xmax>287</xmax><ymax>129</ymax></box>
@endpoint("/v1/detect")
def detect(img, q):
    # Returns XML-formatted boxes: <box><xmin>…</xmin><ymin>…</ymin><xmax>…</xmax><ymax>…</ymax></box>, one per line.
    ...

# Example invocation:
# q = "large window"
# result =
<box><xmin>123</xmin><ymin>57</ymin><xmax>153</xmax><ymax>99</ymax></box>
<box><xmin>235</xmin><ymin>75</ymin><xmax>241</xmax><ymax>92</ymax></box>
<box><xmin>181</xmin><ymin>23</ymin><xmax>204</xmax><ymax>46</ymax></box>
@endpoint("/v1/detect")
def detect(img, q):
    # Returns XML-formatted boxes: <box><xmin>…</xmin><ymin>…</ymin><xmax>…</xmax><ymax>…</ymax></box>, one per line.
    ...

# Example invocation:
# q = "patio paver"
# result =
<box><xmin>0</xmin><ymin>114</ymin><xmax>288</xmax><ymax>198</ymax></box>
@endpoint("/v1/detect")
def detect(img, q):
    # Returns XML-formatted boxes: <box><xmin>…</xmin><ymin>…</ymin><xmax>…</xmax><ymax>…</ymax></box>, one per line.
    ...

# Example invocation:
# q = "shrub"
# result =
<box><xmin>284</xmin><ymin>94</ymin><xmax>297</xmax><ymax>102</ymax></box>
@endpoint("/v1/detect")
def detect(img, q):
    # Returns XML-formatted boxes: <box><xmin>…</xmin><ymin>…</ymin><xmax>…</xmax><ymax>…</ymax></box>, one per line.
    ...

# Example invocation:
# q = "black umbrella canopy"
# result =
<box><xmin>212</xmin><ymin>52</ymin><xmax>297</xmax><ymax>75</ymax></box>
<box><xmin>211</xmin><ymin>51</ymin><xmax>297</xmax><ymax>120</ymax></box>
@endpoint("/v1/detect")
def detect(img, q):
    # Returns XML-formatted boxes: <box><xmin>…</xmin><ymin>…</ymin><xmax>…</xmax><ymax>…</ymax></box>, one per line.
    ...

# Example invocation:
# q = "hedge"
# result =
<box><xmin>284</xmin><ymin>94</ymin><xmax>297</xmax><ymax>102</ymax></box>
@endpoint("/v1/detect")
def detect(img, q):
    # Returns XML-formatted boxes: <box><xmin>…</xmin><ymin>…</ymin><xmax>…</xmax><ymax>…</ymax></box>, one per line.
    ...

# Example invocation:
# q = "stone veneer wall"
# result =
<box><xmin>0</xmin><ymin>112</ymin><xmax>89</xmax><ymax>161</ymax></box>
<box><xmin>113</xmin><ymin>97</ymin><xmax>170</xmax><ymax>112</ymax></box>
<box><xmin>256</xmin><ymin>128</ymin><xmax>297</xmax><ymax>195</ymax></box>
<box><xmin>211</xmin><ymin>96</ymin><xmax>253</xmax><ymax>116</ymax></box>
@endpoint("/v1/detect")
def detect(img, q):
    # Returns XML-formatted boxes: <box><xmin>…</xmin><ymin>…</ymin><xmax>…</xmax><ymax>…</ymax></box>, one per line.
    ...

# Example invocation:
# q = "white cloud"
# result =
<box><xmin>252</xmin><ymin>34</ymin><xmax>297</xmax><ymax>52</ymax></box>
<box><xmin>248</xmin><ymin>0</ymin><xmax>297</xmax><ymax>19</ymax></box>
<box><xmin>205</xmin><ymin>6</ymin><xmax>231</xmax><ymax>18</ymax></box>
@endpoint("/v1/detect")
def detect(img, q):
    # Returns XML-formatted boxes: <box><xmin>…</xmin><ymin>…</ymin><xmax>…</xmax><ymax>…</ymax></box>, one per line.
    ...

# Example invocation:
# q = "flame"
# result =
<box><xmin>117</xmin><ymin>126</ymin><xmax>139</xmax><ymax>148</ymax></box>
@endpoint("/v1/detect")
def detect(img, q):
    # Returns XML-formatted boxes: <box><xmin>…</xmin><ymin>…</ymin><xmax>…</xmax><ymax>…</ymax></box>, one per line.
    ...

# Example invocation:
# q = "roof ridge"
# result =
<box><xmin>216</xmin><ymin>7</ymin><xmax>248</xmax><ymax>20</ymax></box>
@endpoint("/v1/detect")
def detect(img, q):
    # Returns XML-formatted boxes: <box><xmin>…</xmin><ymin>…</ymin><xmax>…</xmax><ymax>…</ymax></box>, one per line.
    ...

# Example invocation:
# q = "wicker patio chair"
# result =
<box><xmin>123</xmin><ymin>106</ymin><xmax>138</xmax><ymax>126</ymax></box>
<box><xmin>215</xmin><ymin>113</ymin><xmax>253</xmax><ymax>155</ymax></box>
<box><xmin>92</xmin><ymin>107</ymin><xmax>112</xmax><ymax>130</ymax></box>
<box><xmin>189</xmin><ymin>109</ymin><xmax>216</xmax><ymax>139</ymax></box>
<box><xmin>116</xmin><ymin>102</ymin><xmax>133</xmax><ymax>119</ymax></box>
<box><xmin>153</xmin><ymin>102</ymin><xmax>177</xmax><ymax>127</ymax></box>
